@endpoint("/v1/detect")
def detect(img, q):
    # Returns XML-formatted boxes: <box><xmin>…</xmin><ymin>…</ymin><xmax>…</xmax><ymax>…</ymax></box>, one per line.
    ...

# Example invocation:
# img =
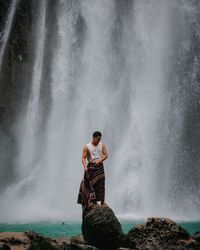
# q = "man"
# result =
<box><xmin>77</xmin><ymin>131</ymin><xmax>108</xmax><ymax>218</ymax></box>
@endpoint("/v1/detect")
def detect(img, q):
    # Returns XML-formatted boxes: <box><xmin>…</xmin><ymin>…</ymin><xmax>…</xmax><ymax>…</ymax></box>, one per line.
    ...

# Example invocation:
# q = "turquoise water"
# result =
<box><xmin>0</xmin><ymin>220</ymin><xmax>200</xmax><ymax>237</ymax></box>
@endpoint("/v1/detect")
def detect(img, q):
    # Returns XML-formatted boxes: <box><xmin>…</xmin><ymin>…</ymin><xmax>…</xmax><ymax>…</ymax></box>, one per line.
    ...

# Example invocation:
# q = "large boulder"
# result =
<box><xmin>126</xmin><ymin>217</ymin><xmax>200</xmax><ymax>250</ymax></box>
<box><xmin>82</xmin><ymin>205</ymin><xmax>131</xmax><ymax>250</ymax></box>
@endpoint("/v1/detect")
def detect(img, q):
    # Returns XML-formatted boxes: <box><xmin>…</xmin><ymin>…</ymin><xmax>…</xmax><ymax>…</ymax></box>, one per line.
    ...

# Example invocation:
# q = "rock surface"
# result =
<box><xmin>0</xmin><ymin>208</ymin><xmax>200</xmax><ymax>250</ymax></box>
<box><xmin>82</xmin><ymin>206</ymin><xmax>130</xmax><ymax>250</ymax></box>
<box><xmin>0</xmin><ymin>231</ymin><xmax>98</xmax><ymax>250</ymax></box>
<box><xmin>192</xmin><ymin>231</ymin><xmax>200</xmax><ymax>242</ymax></box>
<box><xmin>126</xmin><ymin>217</ymin><xmax>200</xmax><ymax>250</ymax></box>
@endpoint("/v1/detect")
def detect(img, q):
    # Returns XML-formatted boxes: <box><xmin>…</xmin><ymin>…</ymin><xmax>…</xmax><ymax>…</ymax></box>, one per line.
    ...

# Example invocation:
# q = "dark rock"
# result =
<box><xmin>117</xmin><ymin>248</ymin><xmax>134</xmax><ymax>250</ymax></box>
<box><xmin>0</xmin><ymin>231</ymin><xmax>99</xmax><ymax>250</ymax></box>
<box><xmin>1</xmin><ymin>236</ymin><xmax>24</xmax><ymax>245</ymax></box>
<box><xmin>70</xmin><ymin>234</ymin><xmax>85</xmax><ymax>245</ymax></box>
<box><xmin>0</xmin><ymin>232</ymin><xmax>30</xmax><ymax>248</ymax></box>
<box><xmin>25</xmin><ymin>231</ymin><xmax>99</xmax><ymax>250</ymax></box>
<box><xmin>192</xmin><ymin>231</ymin><xmax>200</xmax><ymax>242</ymax></box>
<box><xmin>82</xmin><ymin>205</ymin><xmax>127</xmax><ymax>250</ymax></box>
<box><xmin>0</xmin><ymin>243</ymin><xmax>11</xmax><ymax>250</ymax></box>
<box><xmin>126</xmin><ymin>217</ymin><xmax>200</xmax><ymax>250</ymax></box>
<box><xmin>69</xmin><ymin>243</ymin><xmax>100</xmax><ymax>250</ymax></box>
<box><xmin>24</xmin><ymin>230</ymin><xmax>57</xmax><ymax>250</ymax></box>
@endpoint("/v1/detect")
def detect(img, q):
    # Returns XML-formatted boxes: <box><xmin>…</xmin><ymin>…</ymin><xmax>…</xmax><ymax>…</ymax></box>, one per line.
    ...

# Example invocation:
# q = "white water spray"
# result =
<box><xmin>0</xmin><ymin>0</ymin><xmax>200</xmax><ymax>223</ymax></box>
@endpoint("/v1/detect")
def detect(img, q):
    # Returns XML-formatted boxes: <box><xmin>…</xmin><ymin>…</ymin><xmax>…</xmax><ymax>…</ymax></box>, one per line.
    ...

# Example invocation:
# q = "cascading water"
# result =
<box><xmin>0</xmin><ymin>0</ymin><xmax>200</xmax><ymax>223</ymax></box>
<box><xmin>16</xmin><ymin>0</ymin><xmax>47</xmax><ymax>181</ymax></box>
<box><xmin>0</xmin><ymin>0</ymin><xmax>18</xmax><ymax>73</ymax></box>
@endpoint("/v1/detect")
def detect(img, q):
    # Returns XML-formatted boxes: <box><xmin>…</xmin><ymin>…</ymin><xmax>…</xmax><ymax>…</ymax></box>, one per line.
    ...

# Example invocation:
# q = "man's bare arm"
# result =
<box><xmin>82</xmin><ymin>145</ymin><xmax>88</xmax><ymax>171</ymax></box>
<box><xmin>98</xmin><ymin>143</ymin><xmax>108</xmax><ymax>164</ymax></box>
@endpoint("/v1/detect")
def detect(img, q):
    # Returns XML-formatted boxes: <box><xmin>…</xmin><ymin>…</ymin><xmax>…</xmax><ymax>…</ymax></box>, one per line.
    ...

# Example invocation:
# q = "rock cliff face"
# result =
<box><xmin>1</xmin><ymin>205</ymin><xmax>199</xmax><ymax>250</ymax></box>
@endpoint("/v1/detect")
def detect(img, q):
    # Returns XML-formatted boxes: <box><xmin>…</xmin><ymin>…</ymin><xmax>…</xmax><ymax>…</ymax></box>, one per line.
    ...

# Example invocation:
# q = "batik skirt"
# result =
<box><xmin>77</xmin><ymin>162</ymin><xmax>105</xmax><ymax>218</ymax></box>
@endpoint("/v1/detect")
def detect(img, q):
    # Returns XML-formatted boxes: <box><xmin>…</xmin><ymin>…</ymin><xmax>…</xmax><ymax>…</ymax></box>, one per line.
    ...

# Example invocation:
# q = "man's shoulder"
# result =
<box><xmin>84</xmin><ymin>143</ymin><xmax>89</xmax><ymax>149</ymax></box>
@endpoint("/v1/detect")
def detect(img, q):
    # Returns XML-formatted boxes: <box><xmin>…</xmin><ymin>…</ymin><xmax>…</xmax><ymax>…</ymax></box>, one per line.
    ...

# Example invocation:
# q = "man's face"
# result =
<box><xmin>93</xmin><ymin>136</ymin><xmax>101</xmax><ymax>145</ymax></box>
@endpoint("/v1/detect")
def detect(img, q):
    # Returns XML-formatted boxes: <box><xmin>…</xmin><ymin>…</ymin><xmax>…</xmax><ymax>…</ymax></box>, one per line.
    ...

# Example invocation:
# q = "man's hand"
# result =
<box><xmin>94</xmin><ymin>159</ymin><xmax>102</xmax><ymax>166</ymax></box>
<box><xmin>84</xmin><ymin>166</ymin><xmax>88</xmax><ymax>172</ymax></box>
<box><xmin>93</xmin><ymin>144</ymin><xmax>108</xmax><ymax>166</ymax></box>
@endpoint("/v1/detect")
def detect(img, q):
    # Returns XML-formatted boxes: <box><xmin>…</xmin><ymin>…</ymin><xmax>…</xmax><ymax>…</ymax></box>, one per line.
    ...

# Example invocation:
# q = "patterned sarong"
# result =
<box><xmin>77</xmin><ymin>162</ymin><xmax>105</xmax><ymax>218</ymax></box>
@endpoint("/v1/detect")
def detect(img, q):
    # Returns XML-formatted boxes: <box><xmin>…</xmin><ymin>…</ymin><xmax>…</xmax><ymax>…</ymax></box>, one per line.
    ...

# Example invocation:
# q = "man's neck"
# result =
<box><xmin>91</xmin><ymin>141</ymin><xmax>98</xmax><ymax>146</ymax></box>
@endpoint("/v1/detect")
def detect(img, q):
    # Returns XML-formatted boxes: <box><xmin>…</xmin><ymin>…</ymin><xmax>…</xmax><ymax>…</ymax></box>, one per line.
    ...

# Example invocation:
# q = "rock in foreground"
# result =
<box><xmin>0</xmin><ymin>231</ymin><xmax>98</xmax><ymax>250</ymax></box>
<box><xmin>192</xmin><ymin>230</ymin><xmax>200</xmax><ymax>242</ymax></box>
<box><xmin>82</xmin><ymin>206</ymin><xmax>132</xmax><ymax>250</ymax></box>
<box><xmin>0</xmin><ymin>207</ymin><xmax>200</xmax><ymax>250</ymax></box>
<box><xmin>126</xmin><ymin>217</ymin><xmax>200</xmax><ymax>250</ymax></box>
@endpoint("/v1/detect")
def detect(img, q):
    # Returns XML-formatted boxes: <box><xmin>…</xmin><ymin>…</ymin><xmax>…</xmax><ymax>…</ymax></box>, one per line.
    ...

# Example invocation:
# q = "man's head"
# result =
<box><xmin>92</xmin><ymin>131</ymin><xmax>102</xmax><ymax>145</ymax></box>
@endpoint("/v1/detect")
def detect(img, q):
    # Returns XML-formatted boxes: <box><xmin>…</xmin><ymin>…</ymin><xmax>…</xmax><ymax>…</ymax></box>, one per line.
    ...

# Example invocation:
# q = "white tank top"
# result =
<box><xmin>86</xmin><ymin>142</ymin><xmax>103</xmax><ymax>163</ymax></box>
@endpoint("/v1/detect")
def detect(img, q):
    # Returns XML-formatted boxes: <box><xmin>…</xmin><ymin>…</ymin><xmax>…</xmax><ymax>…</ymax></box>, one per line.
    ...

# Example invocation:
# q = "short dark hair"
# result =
<box><xmin>93</xmin><ymin>131</ymin><xmax>102</xmax><ymax>138</ymax></box>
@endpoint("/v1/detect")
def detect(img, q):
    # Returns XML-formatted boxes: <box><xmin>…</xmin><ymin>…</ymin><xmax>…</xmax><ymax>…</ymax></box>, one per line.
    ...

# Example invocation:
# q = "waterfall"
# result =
<box><xmin>0</xmin><ymin>0</ymin><xmax>48</xmax><ymax>222</ymax></box>
<box><xmin>0</xmin><ymin>0</ymin><xmax>18</xmax><ymax>73</ymax></box>
<box><xmin>15</xmin><ymin>0</ymin><xmax>47</xmax><ymax>181</ymax></box>
<box><xmin>0</xmin><ymin>0</ymin><xmax>200</xmax><ymax>223</ymax></box>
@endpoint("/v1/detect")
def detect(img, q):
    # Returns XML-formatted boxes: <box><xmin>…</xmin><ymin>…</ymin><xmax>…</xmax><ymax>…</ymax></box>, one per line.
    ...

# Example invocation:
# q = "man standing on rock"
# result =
<box><xmin>77</xmin><ymin>131</ymin><xmax>109</xmax><ymax>218</ymax></box>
